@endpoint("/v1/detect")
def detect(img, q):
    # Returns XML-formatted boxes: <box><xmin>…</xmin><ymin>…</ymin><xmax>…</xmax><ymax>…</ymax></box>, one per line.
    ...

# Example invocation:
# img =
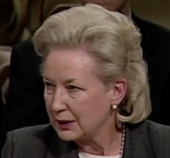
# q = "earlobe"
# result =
<box><xmin>110</xmin><ymin>78</ymin><xmax>127</xmax><ymax>106</ymax></box>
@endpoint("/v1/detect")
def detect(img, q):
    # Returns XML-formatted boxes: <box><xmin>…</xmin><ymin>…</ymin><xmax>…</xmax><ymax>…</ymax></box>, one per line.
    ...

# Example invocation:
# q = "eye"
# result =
<box><xmin>44</xmin><ymin>82</ymin><xmax>55</xmax><ymax>94</ymax></box>
<box><xmin>67</xmin><ymin>85</ymin><xmax>81</xmax><ymax>93</ymax></box>
<box><xmin>44</xmin><ymin>82</ymin><xmax>53</xmax><ymax>88</ymax></box>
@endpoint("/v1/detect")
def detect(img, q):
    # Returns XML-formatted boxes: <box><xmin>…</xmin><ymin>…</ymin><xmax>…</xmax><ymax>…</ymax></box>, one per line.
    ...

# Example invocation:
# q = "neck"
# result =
<box><xmin>76</xmin><ymin>122</ymin><xmax>123</xmax><ymax>156</ymax></box>
<box><xmin>119</xmin><ymin>1</ymin><xmax>131</xmax><ymax>18</ymax></box>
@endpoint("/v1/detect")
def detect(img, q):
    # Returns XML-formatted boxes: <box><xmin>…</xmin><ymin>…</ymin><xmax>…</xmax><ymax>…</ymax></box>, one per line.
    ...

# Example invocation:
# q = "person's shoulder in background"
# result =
<box><xmin>4</xmin><ymin>39</ymin><xmax>47</xmax><ymax>129</ymax></box>
<box><xmin>14</xmin><ymin>40</ymin><xmax>42</xmax><ymax>68</ymax></box>
<box><xmin>133</xmin><ymin>13</ymin><xmax>170</xmax><ymax>49</ymax></box>
<box><xmin>133</xmin><ymin>14</ymin><xmax>170</xmax><ymax>125</ymax></box>
<box><xmin>0</xmin><ymin>40</ymin><xmax>48</xmax><ymax>153</ymax></box>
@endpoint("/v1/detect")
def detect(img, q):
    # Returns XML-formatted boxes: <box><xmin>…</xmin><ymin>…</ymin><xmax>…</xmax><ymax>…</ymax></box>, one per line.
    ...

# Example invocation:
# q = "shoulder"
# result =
<box><xmin>6</xmin><ymin>124</ymin><xmax>51</xmax><ymax>148</ymax></box>
<box><xmin>133</xmin><ymin>120</ymin><xmax>170</xmax><ymax>139</ymax></box>
<box><xmin>127</xmin><ymin>119</ymin><xmax>170</xmax><ymax>134</ymax></box>
<box><xmin>7</xmin><ymin>124</ymin><xmax>52</xmax><ymax>148</ymax></box>
<box><xmin>8</xmin><ymin>124</ymin><xmax>52</xmax><ymax>141</ymax></box>
<box><xmin>138</xmin><ymin>120</ymin><xmax>170</xmax><ymax>157</ymax></box>
<box><xmin>14</xmin><ymin>40</ymin><xmax>34</xmax><ymax>52</ymax></box>
<box><xmin>126</xmin><ymin>120</ymin><xmax>170</xmax><ymax>157</ymax></box>
<box><xmin>137</xmin><ymin>120</ymin><xmax>170</xmax><ymax>133</ymax></box>
<box><xmin>2</xmin><ymin>124</ymin><xmax>55</xmax><ymax>157</ymax></box>
<box><xmin>144</xmin><ymin>120</ymin><xmax>170</xmax><ymax>141</ymax></box>
<box><xmin>11</xmin><ymin>40</ymin><xmax>42</xmax><ymax>69</ymax></box>
<box><xmin>133</xmin><ymin>14</ymin><xmax>170</xmax><ymax>44</ymax></box>
<box><xmin>12</xmin><ymin>40</ymin><xmax>40</xmax><ymax>62</ymax></box>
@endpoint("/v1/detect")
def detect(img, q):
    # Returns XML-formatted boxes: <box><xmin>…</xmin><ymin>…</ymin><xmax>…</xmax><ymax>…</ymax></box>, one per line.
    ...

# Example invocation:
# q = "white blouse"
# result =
<box><xmin>79</xmin><ymin>152</ymin><xmax>120</xmax><ymax>158</ymax></box>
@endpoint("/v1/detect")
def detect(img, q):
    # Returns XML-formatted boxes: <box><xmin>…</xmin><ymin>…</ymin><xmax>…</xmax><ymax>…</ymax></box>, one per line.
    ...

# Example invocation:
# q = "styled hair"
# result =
<box><xmin>33</xmin><ymin>4</ymin><xmax>151</xmax><ymax>123</ymax></box>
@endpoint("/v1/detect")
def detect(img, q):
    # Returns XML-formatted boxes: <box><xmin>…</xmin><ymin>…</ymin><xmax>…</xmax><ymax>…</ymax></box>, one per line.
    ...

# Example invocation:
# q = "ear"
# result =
<box><xmin>108</xmin><ymin>78</ymin><xmax>127</xmax><ymax>106</ymax></box>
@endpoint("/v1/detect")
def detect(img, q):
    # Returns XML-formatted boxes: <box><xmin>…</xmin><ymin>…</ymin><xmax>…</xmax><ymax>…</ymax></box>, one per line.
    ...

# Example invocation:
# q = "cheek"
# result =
<box><xmin>70</xmin><ymin>91</ymin><xmax>111</xmax><ymax>129</ymax></box>
<box><xmin>84</xmin><ymin>92</ymin><xmax>110</xmax><ymax>114</ymax></box>
<box><xmin>90</xmin><ymin>90</ymin><xmax>110</xmax><ymax>109</ymax></box>
<box><xmin>44</xmin><ymin>93</ymin><xmax>53</xmax><ymax>113</ymax></box>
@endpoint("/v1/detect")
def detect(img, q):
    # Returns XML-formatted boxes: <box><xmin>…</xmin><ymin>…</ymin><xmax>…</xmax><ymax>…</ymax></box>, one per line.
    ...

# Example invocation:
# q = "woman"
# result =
<box><xmin>2</xmin><ymin>4</ymin><xmax>170</xmax><ymax>158</ymax></box>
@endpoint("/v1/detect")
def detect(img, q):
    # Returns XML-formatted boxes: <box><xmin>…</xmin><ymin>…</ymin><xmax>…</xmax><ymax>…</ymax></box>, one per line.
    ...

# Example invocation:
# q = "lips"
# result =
<box><xmin>57</xmin><ymin>120</ymin><xmax>74</xmax><ymax>124</ymax></box>
<box><xmin>56</xmin><ymin>120</ymin><xmax>75</xmax><ymax>129</ymax></box>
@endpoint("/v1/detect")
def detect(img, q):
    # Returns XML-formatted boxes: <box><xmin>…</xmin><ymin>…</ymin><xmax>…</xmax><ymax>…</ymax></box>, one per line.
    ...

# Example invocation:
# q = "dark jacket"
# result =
<box><xmin>2</xmin><ymin>120</ymin><xmax>170</xmax><ymax>158</ymax></box>
<box><xmin>133</xmin><ymin>14</ymin><xmax>170</xmax><ymax>124</ymax></box>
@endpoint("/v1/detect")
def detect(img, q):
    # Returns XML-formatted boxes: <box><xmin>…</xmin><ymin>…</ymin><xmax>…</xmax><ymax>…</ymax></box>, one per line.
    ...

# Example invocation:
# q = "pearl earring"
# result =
<box><xmin>112</xmin><ymin>105</ymin><xmax>117</xmax><ymax>110</ymax></box>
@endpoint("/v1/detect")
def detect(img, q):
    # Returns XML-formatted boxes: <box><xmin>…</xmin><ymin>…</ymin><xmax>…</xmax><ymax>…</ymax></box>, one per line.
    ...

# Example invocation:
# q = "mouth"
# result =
<box><xmin>56</xmin><ymin>120</ymin><xmax>75</xmax><ymax>129</ymax></box>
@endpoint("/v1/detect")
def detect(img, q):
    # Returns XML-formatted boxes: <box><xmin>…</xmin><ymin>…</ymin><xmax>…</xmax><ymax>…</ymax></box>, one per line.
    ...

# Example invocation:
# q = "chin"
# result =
<box><xmin>57</xmin><ymin>130</ymin><xmax>81</xmax><ymax>141</ymax></box>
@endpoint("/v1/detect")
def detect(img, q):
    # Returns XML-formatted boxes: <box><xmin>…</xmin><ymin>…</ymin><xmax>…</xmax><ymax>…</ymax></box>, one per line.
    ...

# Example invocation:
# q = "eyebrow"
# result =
<box><xmin>64</xmin><ymin>78</ymin><xmax>76</xmax><ymax>84</ymax></box>
<box><xmin>43</xmin><ymin>77</ymin><xmax>76</xmax><ymax>84</ymax></box>
<box><xmin>43</xmin><ymin>76</ymin><xmax>54</xmax><ymax>83</ymax></box>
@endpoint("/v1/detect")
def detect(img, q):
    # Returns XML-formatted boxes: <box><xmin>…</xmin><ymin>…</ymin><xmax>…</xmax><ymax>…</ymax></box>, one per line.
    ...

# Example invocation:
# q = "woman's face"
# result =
<box><xmin>43</xmin><ymin>48</ymin><xmax>126</xmax><ymax>141</ymax></box>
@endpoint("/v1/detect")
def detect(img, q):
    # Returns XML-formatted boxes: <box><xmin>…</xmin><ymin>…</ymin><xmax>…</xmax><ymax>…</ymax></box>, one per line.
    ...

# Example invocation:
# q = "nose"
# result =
<box><xmin>51</xmin><ymin>88</ymin><xmax>67</xmax><ymax>112</ymax></box>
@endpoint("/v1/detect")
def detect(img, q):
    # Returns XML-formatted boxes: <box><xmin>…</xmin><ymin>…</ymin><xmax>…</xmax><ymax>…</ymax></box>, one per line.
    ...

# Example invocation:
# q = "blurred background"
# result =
<box><xmin>0</xmin><ymin>0</ymin><xmax>170</xmax><ymax>47</ymax></box>
<box><xmin>131</xmin><ymin>0</ymin><xmax>170</xmax><ymax>29</ymax></box>
<box><xmin>0</xmin><ymin>0</ymin><xmax>169</xmax><ymax>98</ymax></box>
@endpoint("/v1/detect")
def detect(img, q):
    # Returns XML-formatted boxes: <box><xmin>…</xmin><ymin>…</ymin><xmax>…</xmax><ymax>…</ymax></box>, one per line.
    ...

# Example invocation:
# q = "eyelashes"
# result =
<box><xmin>44</xmin><ymin>82</ymin><xmax>83</xmax><ymax>95</ymax></box>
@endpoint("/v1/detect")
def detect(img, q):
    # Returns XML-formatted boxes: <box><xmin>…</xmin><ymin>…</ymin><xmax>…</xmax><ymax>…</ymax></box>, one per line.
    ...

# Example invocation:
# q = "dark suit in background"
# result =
<box><xmin>0</xmin><ymin>41</ymin><xmax>49</xmax><ymax>151</ymax></box>
<box><xmin>1</xmin><ymin>14</ymin><xmax>170</xmax><ymax>151</ymax></box>
<box><xmin>133</xmin><ymin>14</ymin><xmax>170</xmax><ymax>124</ymax></box>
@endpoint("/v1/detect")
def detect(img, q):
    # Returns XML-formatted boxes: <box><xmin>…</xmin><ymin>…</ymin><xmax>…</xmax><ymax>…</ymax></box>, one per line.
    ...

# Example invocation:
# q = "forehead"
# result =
<box><xmin>43</xmin><ymin>48</ymin><xmax>97</xmax><ymax>80</ymax></box>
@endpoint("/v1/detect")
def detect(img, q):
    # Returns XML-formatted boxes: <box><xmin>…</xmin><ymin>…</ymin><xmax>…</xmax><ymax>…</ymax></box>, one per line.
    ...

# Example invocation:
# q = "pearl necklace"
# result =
<box><xmin>119</xmin><ymin>123</ymin><xmax>125</xmax><ymax>158</ymax></box>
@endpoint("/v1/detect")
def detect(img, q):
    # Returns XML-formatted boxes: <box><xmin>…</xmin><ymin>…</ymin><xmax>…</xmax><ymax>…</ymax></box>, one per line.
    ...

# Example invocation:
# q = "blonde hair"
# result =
<box><xmin>33</xmin><ymin>4</ymin><xmax>151</xmax><ymax>123</ymax></box>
